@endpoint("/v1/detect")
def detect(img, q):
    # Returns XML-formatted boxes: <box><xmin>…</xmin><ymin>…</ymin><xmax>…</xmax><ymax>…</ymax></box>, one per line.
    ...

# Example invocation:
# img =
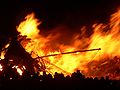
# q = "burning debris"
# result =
<box><xmin>86</xmin><ymin>56</ymin><xmax>120</xmax><ymax>79</ymax></box>
<box><xmin>0</xmin><ymin>38</ymin><xmax>34</xmax><ymax>76</ymax></box>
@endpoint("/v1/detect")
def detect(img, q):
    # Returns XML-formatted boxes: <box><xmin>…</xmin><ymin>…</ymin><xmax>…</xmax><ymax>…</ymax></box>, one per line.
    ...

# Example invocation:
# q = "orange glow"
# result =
<box><xmin>17</xmin><ymin>9</ymin><xmax>120</xmax><ymax>79</ymax></box>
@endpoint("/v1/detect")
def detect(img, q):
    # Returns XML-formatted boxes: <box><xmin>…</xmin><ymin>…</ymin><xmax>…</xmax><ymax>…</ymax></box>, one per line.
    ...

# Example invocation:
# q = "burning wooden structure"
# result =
<box><xmin>0</xmin><ymin>37</ymin><xmax>101</xmax><ymax>75</ymax></box>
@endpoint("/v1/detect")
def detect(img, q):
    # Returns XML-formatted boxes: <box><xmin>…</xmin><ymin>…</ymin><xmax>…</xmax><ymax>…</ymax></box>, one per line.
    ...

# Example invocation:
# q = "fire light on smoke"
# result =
<box><xmin>17</xmin><ymin>9</ymin><xmax>120</xmax><ymax>79</ymax></box>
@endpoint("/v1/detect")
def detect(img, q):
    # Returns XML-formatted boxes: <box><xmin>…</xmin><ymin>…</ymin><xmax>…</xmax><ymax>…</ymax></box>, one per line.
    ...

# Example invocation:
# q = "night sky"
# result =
<box><xmin>0</xmin><ymin>0</ymin><xmax>120</xmax><ymax>49</ymax></box>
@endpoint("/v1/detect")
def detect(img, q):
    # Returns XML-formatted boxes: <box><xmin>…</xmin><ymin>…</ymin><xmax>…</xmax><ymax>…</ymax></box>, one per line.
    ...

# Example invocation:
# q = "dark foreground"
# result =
<box><xmin>0</xmin><ymin>70</ymin><xmax>120</xmax><ymax>90</ymax></box>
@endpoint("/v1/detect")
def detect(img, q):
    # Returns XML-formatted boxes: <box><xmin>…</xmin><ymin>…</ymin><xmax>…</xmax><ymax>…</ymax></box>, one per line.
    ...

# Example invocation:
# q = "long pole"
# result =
<box><xmin>35</xmin><ymin>48</ymin><xmax>101</xmax><ymax>58</ymax></box>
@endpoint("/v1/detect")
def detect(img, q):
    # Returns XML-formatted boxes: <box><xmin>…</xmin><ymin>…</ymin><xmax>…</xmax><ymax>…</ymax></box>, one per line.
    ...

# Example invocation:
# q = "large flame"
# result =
<box><xmin>17</xmin><ymin>13</ymin><xmax>41</xmax><ymax>39</ymax></box>
<box><xmin>17</xmin><ymin>9</ymin><xmax>120</xmax><ymax>79</ymax></box>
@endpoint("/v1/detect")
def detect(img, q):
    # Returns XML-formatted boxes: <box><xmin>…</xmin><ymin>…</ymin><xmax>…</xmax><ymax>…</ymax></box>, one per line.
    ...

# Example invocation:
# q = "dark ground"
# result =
<box><xmin>0</xmin><ymin>68</ymin><xmax>120</xmax><ymax>90</ymax></box>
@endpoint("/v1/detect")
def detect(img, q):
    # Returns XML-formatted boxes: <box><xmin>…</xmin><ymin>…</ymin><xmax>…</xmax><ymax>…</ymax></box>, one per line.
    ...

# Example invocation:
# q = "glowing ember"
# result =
<box><xmin>16</xmin><ymin>68</ymin><xmax>23</xmax><ymax>76</ymax></box>
<box><xmin>17</xmin><ymin>8</ymin><xmax>120</xmax><ymax>79</ymax></box>
<box><xmin>12</xmin><ymin>65</ymin><xmax>25</xmax><ymax>76</ymax></box>
<box><xmin>0</xmin><ymin>64</ymin><xmax>3</xmax><ymax>71</ymax></box>
<box><xmin>0</xmin><ymin>43</ymin><xmax>10</xmax><ymax>60</ymax></box>
<box><xmin>0</xmin><ymin>52</ymin><xmax>5</xmax><ymax>60</ymax></box>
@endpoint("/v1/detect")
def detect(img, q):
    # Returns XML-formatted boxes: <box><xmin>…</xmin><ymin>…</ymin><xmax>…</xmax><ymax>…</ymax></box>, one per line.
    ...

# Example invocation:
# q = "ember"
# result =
<box><xmin>0</xmin><ymin>64</ymin><xmax>3</xmax><ymax>71</ymax></box>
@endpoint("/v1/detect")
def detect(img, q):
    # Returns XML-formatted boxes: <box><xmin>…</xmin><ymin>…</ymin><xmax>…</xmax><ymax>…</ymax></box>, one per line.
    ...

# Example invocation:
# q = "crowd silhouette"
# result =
<box><xmin>0</xmin><ymin>66</ymin><xmax>119</xmax><ymax>90</ymax></box>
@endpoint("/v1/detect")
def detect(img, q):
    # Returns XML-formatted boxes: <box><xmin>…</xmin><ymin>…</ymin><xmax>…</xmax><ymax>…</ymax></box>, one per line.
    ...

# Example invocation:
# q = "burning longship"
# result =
<box><xmin>1</xmin><ymin>8</ymin><xmax>120</xmax><ymax>79</ymax></box>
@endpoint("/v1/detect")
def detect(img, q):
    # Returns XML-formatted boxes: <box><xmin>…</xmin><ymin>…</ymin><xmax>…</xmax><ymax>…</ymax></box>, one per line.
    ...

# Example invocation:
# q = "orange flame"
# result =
<box><xmin>17</xmin><ymin>13</ymin><xmax>41</xmax><ymax>39</ymax></box>
<box><xmin>17</xmin><ymin>9</ymin><xmax>120</xmax><ymax>79</ymax></box>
